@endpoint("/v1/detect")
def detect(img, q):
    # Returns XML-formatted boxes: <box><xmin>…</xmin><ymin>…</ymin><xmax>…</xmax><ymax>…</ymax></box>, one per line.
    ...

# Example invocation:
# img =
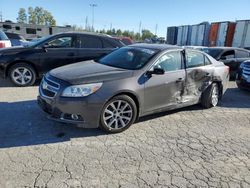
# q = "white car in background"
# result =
<box><xmin>0</xmin><ymin>31</ymin><xmax>12</xmax><ymax>48</ymax></box>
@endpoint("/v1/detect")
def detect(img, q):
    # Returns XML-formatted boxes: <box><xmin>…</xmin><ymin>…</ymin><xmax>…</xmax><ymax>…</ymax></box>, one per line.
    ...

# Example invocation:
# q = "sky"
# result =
<box><xmin>1</xmin><ymin>0</ymin><xmax>250</xmax><ymax>37</ymax></box>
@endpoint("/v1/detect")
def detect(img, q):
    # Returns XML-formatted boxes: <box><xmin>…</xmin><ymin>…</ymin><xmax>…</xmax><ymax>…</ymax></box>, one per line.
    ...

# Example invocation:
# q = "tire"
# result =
<box><xmin>100</xmin><ymin>95</ymin><xmax>137</xmax><ymax>133</ymax></box>
<box><xmin>201</xmin><ymin>83</ymin><xmax>219</xmax><ymax>109</ymax></box>
<box><xmin>9</xmin><ymin>63</ymin><xmax>36</xmax><ymax>86</ymax></box>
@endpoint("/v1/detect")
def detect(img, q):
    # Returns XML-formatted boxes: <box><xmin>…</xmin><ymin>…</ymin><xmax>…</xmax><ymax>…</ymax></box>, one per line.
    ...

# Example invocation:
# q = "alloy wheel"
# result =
<box><xmin>11</xmin><ymin>67</ymin><xmax>33</xmax><ymax>85</ymax></box>
<box><xmin>103</xmin><ymin>100</ymin><xmax>133</xmax><ymax>130</ymax></box>
<box><xmin>211</xmin><ymin>85</ymin><xmax>219</xmax><ymax>106</ymax></box>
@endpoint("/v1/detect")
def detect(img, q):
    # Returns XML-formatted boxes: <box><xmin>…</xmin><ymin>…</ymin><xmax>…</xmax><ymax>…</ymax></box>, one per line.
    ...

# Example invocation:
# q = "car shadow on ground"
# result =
<box><xmin>0</xmin><ymin>85</ymin><xmax>249</xmax><ymax>149</ymax></box>
<box><xmin>0</xmin><ymin>100</ymin><xmax>106</xmax><ymax>148</ymax></box>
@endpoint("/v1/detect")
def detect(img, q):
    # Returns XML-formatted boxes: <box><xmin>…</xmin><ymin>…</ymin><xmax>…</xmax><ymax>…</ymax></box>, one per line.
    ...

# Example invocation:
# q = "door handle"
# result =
<box><xmin>176</xmin><ymin>78</ymin><xmax>183</xmax><ymax>82</ymax></box>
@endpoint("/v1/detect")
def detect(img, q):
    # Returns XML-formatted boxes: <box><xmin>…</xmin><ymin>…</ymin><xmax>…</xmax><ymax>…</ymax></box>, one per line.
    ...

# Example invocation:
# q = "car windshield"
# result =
<box><xmin>201</xmin><ymin>48</ymin><xmax>223</xmax><ymax>59</ymax></box>
<box><xmin>0</xmin><ymin>31</ymin><xmax>9</xmax><ymax>40</ymax></box>
<box><xmin>98</xmin><ymin>47</ymin><xmax>159</xmax><ymax>70</ymax></box>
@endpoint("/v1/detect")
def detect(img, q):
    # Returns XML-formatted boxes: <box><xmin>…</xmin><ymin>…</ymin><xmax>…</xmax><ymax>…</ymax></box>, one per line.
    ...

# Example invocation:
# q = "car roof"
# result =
<box><xmin>129</xmin><ymin>43</ymin><xmax>182</xmax><ymax>51</ymax></box>
<box><xmin>57</xmin><ymin>31</ymin><xmax>113</xmax><ymax>38</ymax></box>
<box><xmin>203</xmin><ymin>47</ymin><xmax>250</xmax><ymax>52</ymax></box>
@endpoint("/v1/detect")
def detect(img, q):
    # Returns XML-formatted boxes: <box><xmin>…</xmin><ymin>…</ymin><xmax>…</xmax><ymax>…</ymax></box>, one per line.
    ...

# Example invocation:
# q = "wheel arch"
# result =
<box><xmin>109</xmin><ymin>91</ymin><xmax>141</xmax><ymax>120</ymax></box>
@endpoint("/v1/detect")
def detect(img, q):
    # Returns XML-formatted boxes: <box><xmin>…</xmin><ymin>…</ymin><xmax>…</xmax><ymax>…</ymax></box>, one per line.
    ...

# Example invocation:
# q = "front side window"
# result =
<box><xmin>186</xmin><ymin>51</ymin><xmax>205</xmax><ymax>68</ymax></box>
<box><xmin>47</xmin><ymin>36</ymin><xmax>73</xmax><ymax>48</ymax></box>
<box><xmin>153</xmin><ymin>51</ymin><xmax>182</xmax><ymax>72</ymax></box>
<box><xmin>98</xmin><ymin>47</ymin><xmax>159</xmax><ymax>70</ymax></box>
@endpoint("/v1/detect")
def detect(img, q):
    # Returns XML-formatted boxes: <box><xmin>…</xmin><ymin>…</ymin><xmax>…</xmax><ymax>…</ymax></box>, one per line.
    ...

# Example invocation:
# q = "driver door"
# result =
<box><xmin>38</xmin><ymin>35</ymin><xmax>78</xmax><ymax>74</ymax></box>
<box><xmin>143</xmin><ymin>50</ymin><xmax>185</xmax><ymax>113</ymax></box>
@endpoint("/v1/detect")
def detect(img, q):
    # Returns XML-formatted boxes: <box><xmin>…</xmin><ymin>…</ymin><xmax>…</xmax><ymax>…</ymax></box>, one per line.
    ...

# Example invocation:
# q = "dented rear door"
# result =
<box><xmin>182</xmin><ymin>50</ymin><xmax>214</xmax><ymax>104</ymax></box>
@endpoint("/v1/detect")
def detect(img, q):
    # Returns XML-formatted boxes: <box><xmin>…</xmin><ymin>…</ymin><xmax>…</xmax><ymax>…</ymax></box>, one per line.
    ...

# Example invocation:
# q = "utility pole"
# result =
<box><xmin>110</xmin><ymin>23</ymin><xmax>112</xmax><ymax>31</ymax></box>
<box><xmin>90</xmin><ymin>4</ymin><xmax>97</xmax><ymax>32</ymax></box>
<box><xmin>0</xmin><ymin>11</ymin><xmax>3</xmax><ymax>22</ymax></box>
<box><xmin>155</xmin><ymin>24</ymin><xmax>158</xmax><ymax>36</ymax></box>
<box><xmin>85</xmin><ymin>16</ymin><xmax>88</xmax><ymax>31</ymax></box>
<box><xmin>138</xmin><ymin>21</ymin><xmax>142</xmax><ymax>35</ymax></box>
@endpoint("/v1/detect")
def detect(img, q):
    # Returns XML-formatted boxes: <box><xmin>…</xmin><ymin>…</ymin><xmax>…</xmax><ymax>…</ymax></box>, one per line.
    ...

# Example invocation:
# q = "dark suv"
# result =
<box><xmin>201</xmin><ymin>47</ymin><xmax>250</xmax><ymax>78</ymax></box>
<box><xmin>0</xmin><ymin>32</ymin><xmax>124</xmax><ymax>86</ymax></box>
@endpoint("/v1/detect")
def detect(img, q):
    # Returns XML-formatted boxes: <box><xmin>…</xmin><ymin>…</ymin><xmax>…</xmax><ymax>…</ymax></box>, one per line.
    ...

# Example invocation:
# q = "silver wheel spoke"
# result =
<box><xmin>119</xmin><ymin>118</ymin><xmax>126</xmax><ymax>127</ymax></box>
<box><xmin>104</xmin><ymin>115</ymin><xmax>113</xmax><ymax>121</ymax></box>
<box><xmin>122</xmin><ymin>110</ymin><xmax>132</xmax><ymax>114</ymax></box>
<box><xmin>108</xmin><ymin>118</ymin><xmax>116</xmax><ymax>127</ymax></box>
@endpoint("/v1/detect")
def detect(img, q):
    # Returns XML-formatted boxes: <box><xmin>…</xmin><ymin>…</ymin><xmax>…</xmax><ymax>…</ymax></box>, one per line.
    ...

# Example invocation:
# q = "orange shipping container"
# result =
<box><xmin>209</xmin><ymin>23</ymin><xmax>219</xmax><ymax>46</ymax></box>
<box><xmin>225</xmin><ymin>23</ymin><xmax>236</xmax><ymax>47</ymax></box>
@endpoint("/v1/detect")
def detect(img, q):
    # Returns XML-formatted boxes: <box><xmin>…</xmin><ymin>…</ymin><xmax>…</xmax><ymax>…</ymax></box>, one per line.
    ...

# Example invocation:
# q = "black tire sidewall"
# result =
<box><xmin>9</xmin><ymin>63</ymin><xmax>36</xmax><ymax>86</ymax></box>
<box><xmin>100</xmin><ymin>95</ymin><xmax>137</xmax><ymax>133</ymax></box>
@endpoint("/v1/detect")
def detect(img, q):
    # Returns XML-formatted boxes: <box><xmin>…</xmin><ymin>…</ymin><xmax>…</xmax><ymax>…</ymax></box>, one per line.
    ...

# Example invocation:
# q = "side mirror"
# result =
<box><xmin>146</xmin><ymin>67</ymin><xmax>165</xmax><ymax>76</ymax></box>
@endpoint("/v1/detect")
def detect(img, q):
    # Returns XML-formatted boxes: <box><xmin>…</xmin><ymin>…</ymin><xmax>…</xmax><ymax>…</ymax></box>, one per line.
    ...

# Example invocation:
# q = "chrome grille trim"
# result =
<box><xmin>40</xmin><ymin>76</ymin><xmax>60</xmax><ymax>98</ymax></box>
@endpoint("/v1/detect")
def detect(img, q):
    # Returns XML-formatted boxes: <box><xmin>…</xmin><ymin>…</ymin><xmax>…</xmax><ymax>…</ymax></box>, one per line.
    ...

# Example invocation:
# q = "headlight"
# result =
<box><xmin>62</xmin><ymin>83</ymin><xmax>102</xmax><ymax>97</ymax></box>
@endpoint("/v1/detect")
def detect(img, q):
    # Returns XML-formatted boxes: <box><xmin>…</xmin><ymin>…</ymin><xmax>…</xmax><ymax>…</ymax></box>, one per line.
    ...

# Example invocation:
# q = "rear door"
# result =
<box><xmin>182</xmin><ymin>50</ymin><xmax>214</xmax><ymax>104</ymax></box>
<box><xmin>143</xmin><ymin>50</ymin><xmax>185</xmax><ymax>112</ymax></box>
<box><xmin>75</xmin><ymin>35</ymin><xmax>112</xmax><ymax>62</ymax></box>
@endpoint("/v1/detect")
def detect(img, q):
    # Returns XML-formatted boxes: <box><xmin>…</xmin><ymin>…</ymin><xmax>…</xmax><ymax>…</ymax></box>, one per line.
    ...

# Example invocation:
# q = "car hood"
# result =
<box><xmin>49</xmin><ymin>60</ymin><xmax>134</xmax><ymax>85</ymax></box>
<box><xmin>0</xmin><ymin>46</ymin><xmax>27</xmax><ymax>53</ymax></box>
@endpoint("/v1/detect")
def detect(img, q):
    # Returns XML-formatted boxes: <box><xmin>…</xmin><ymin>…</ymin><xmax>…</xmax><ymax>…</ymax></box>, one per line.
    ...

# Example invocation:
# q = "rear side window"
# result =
<box><xmin>0</xmin><ymin>31</ymin><xmax>9</xmax><ymax>40</ymax></box>
<box><xmin>102</xmin><ymin>39</ymin><xmax>115</xmax><ymax>48</ymax></box>
<box><xmin>79</xmin><ymin>36</ymin><xmax>102</xmax><ymax>48</ymax></box>
<box><xmin>154</xmin><ymin>51</ymin><xmax>182</xmax><ymax>72</ymax></box>
<box><xmin>186</xmin><ymin>51</ymin><xmax>205</xmax><ymax>68</ymax></box>
<box><xmin>236</xmin><ymin>50</ymin><xmax>250</xmax><ymax>58</ymax></box>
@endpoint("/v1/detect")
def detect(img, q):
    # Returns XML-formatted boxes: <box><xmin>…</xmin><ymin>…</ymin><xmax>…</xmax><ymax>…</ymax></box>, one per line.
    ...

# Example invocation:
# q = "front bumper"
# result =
<box><xmin>37</xmin><ymin>76</ymin><xmax>106</xmax><ymax>128</ymax></box>
<box><xmin>236</xmin><ymin>77</ymin><xmax>250</xmax><ymax>90</ymax></box>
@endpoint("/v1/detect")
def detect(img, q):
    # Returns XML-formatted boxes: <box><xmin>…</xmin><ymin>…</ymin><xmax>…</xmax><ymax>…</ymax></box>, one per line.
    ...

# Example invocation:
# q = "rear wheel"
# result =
<box><xmin>9</xmin><ymin>63</ymin><xmax>36</xmax><ymax>86</ymax></box>
<box><xmin>201</xmin><ymin>83</ymin><xmax>219</xmax><ymax>108</ymax></box>
<box><xmin>100</xmin><ymin>95</ymin><xmax>137</xmax><ymax>133</ymax></box>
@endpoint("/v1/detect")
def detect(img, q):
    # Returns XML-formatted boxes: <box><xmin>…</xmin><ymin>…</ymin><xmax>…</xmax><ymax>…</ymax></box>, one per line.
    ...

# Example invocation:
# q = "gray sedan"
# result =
<box><xmin>37</xmin><ymin>44</ymin><xmax>230</xmax><ymax>133</ymax></box>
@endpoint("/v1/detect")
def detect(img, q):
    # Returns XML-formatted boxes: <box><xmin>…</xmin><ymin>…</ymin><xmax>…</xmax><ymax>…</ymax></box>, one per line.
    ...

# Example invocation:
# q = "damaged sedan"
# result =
<box><xmin>37</xmin><ymin>44</ymin><xmax>230</xmax><ymax>133</ymax></box>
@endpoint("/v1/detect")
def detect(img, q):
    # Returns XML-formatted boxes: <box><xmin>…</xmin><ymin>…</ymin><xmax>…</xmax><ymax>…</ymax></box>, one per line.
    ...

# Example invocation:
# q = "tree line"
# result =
<box><xmin>17</xmin><ymin>7</ymin><xmax>56</xmax><ymax>26</ymax></box>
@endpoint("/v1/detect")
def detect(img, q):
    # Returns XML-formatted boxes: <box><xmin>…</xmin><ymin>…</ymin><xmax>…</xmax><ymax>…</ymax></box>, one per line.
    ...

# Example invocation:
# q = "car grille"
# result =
<box><xmin>242</xmin><ymin>64</ymin><xmax>250</xmax><ymax>77</ymax></box>
<box><xmin>40</xmin><ymin>76</ymin><xmax>60</xmax><ymax>98</ymax></box>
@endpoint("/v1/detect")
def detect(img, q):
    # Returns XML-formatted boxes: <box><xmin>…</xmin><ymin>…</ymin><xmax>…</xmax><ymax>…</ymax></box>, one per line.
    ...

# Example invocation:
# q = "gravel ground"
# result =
<box><xmin>0</xmin><ymin>78</ymin><xmax>250</xmax><ymax>188</ymax></box>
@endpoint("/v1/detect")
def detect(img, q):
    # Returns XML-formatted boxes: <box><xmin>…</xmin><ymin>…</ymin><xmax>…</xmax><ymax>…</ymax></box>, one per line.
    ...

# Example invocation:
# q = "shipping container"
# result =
<box><xmin>190</xmin><ymin>22</ymin><xmax>210</xmax><ymax>46</ymax></box>
<box><xmin>209</xmin><ymin>23</ymin><xmax>219</xmax><ymax>46</ymax></box>
<box><xmin>176</xmin><ymin>25</ymin><xmax>191</xmax><ymax>46</ymax></box>
<box><xmin>216</xmin><ymin>22</ymin><xmax>228</xmax><ymax>46</ymax></box>
<box><xmin>225</xmin><ymin>23</ymin><xmax>236</xmax><ymax>47</ymax></box>
<box><xmin>232</xmin><ymin>20</ymin><xmax>250</xmax><ymax>48</ymax></box>
<box><xmin>166</xmin><ymin>26</ymin><xmax>178</xmax><ymax>45</ymax></box>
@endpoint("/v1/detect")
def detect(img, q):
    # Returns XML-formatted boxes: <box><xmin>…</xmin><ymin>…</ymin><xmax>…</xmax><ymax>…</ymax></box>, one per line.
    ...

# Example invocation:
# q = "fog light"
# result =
<box><xmin>71</xmin><ymin>114</ymin><xmax>79</xmax><ymax>120</ymax></box>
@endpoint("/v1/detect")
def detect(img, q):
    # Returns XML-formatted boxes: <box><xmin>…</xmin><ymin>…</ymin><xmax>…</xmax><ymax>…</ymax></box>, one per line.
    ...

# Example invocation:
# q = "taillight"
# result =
<box><xmin>225</xmin><ymin>66</ymin><xmax>230</xmax><ymax>74</ymax></box>
<box><xmin>0</xmin><ymin>42</ymin><xmax>6</xmax><ymax>48</ymax></box>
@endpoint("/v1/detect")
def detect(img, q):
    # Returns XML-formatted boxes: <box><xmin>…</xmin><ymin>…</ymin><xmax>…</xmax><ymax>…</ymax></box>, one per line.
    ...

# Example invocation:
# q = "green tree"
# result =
<box><xmin>28</xmin><ymin>7</ymin><xmax>36</xmax><ymax>24</ymax></box>
<box><xmin>27</xmin><ymin>6</ymin><xmax>56</xmax><ymax>26</ymax></box>
<box><xmin>17</xmin><ymin>8</ymin><xmax>27</xmax><ymax>23</ymax></box>
<box><xmin>141</xmin><ymin>29</ymin><xmax>154</xmax><ymax>40</ymax></box>
<box><xmin>116</xmin><ymin>29</ymin><xmax>122</xmax><ymax>36</ymax></box>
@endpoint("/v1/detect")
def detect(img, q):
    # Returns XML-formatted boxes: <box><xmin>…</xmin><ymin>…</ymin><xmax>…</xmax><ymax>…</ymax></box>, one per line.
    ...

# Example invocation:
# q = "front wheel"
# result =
<box><xmin>100</xmin><ymin>95</ymin><xmax>137</xmax><ymax>133</ymax></box>
<box><xmin>9</xmin><ymin>63</ymin><xmax>36</xmax><ymax>86</ymax></box>
<box><xmin>201</xmin><ymin>83</ymin><xmax>220</xmax><ymax>108</ymax></box>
